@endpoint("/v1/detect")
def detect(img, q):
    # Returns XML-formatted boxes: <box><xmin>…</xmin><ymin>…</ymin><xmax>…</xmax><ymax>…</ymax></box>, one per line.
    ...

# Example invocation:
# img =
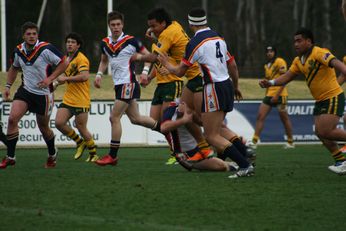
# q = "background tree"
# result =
<box><xmin>3</xmin><ymin>0</ymin><xmax>346</xmax><ymax>77</ymax></box>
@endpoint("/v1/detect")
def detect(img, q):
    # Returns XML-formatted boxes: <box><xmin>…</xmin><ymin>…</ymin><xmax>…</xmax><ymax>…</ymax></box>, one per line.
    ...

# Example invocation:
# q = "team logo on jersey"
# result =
<box><xmin>157</xmin><ymin>42</ymin><xmax>161</xmax><ymax>48</ymax></box>
<box><xmin>323</xmin><ymin>53</ymin><xmax>331</xmax><ymax>61</ymax></box>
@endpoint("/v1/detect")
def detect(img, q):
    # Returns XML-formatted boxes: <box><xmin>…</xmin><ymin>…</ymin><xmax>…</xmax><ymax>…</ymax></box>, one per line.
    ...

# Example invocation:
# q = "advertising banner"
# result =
<box><xmin>1</xmin><ymin>100</ymin><xmax>341</xmax><ymax>147</ymax></box>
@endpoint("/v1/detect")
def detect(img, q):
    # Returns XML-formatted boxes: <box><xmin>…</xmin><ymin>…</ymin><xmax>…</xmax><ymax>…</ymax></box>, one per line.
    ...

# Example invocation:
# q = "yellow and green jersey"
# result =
<box><xmin>289</xmin><ymin>46</ymin><xmax>342</xmax><ymax>102</ymax></box>
<box><xmin>264</xmin><ymin>57</ymin><xmax>288</xmax><ymax>97</ymax></box>
<box><xmin>153</xmin><ymin>21</ymin><xmax>200</xmax><ymax>83</ymax></box>
<box><xmin>62</xmin><ymin>51</ymin><xmax>90</xmax><ymax>108</ymax></box>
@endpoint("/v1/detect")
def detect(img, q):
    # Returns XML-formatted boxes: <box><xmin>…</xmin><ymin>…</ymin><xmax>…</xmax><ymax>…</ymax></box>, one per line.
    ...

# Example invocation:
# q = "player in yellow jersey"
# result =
<box><xmin>260</xmin><ymin>28</ymin><xmax>346</xmax><ymax>175</ymax></box>
<box><xmin>249</xmin><ymin>46</ymin><xmax>294</xmax><ymax>149</ymax></box>
<box><xmin>133</xmin><ymin>8</ymin><xmax>214</xmax><ymax>164</ymax></box>
<box><xmin>55</xmin><ymin>33</ymin><xmax>98</xmax><ymax>162</ymax></box>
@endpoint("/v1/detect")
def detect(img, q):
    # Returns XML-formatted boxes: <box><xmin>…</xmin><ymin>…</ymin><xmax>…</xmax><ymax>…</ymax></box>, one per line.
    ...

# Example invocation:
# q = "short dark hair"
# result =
<box><xmin>188</xmin><ymin>8</ymin><xmax>206</xmax><ymax>18</ymax></box>
<box><xmin>65</xmin><ymin>32</ymin><xmax>83</xmax><ymax>46</ymax></box>
<box><xmin>147</xmin><ymin>8</ymin><xmax>172</xmax><ymax>25</ymax></box>
<box><xmin>21</xmin><ymin>21</ymin><xmax>38</xmax><ymax>35</ymax></box>
<box><xmin>295</xmin><ymin>28</ymin><xmax>314</xmax><ymax>43</ymax></box>
<box><xmin>107</xmin><ymin>11</ymin><xmax>124</xmax><ymax>24</ymax></box>
<box><xmin>266</xmin><ymin>45</ymin><xmax>277</xmax><ymax>55</ymax></box>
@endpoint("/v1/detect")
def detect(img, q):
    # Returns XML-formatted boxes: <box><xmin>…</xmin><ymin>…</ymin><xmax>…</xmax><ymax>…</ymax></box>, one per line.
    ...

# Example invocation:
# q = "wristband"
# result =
<box><xmin>268</xmin><ymin>79</ymin><xmax>275</xmax><ymax>86</ymax></box>
<box><xmin>142</xmin><ymin>66</ymin><xmax>150</xmax><ymax>75</ymax></box>
<box><xmin>96</xmin><ymin>71</ymin><xmax>103</xmax><ymax>78</ymax></box>
<box><xmin>5</xmin><ymin>83</ymin><xmax>12</xmax><ymax>89</ymax></box>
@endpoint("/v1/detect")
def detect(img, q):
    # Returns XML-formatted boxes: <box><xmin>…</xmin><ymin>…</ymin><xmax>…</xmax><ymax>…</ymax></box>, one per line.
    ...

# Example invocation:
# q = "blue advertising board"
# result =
<box><xmin>225</xmin><ymin>100</ymin><xmax>344</xmax><ymax>144</ymax></box>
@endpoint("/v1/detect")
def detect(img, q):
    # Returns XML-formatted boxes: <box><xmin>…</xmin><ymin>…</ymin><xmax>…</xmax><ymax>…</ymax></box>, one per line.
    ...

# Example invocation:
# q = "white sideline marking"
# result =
<box><xmin>0</xmin><ymin>205</ymin><xmax>210</xmax><ymax>231</ymax></box>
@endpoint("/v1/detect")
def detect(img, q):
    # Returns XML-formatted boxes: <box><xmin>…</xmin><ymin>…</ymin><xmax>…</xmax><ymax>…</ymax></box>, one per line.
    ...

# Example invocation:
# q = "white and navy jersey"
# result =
<box><xmin>162</xmin><ymin>105</ymin><xmax>197</xmax><ymax>153</ymax></box>
<box><xmin>100</xmin><ymin>33</ymin><xmax>144</xmax><ymax>85</ymax></box>
<box><xmin>182</xmin><ymin>28</ymin><xmax>234</xmax><ymax>84</ymax></box>
<box><xmin>12</xmin><ymin>40</ymin><xmax>64</xmax><ymax>95</ymax></box>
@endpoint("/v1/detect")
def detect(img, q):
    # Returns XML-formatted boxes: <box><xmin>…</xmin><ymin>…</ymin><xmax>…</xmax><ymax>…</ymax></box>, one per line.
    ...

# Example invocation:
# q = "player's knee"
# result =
<box><xmin>315</xmin><ymin>129</ymin><xmax>329</xmax><ymax>139</ymax></box>
<box><xmin>55</xmin><ymin>119</ymin><xmax>64</xmax><ymax>130</ymax></box>
<box><xmin>129</xmin><ymin>116</ymin><xmax>141</xmax><ymax>125</ymax></box>
<box><xmin>109</xmin><ymin>116</ymin><xmax>121</xmax><ymax>124</ymax></box>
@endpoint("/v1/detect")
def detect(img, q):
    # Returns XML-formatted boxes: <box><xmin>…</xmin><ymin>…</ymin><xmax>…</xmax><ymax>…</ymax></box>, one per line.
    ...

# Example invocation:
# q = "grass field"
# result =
<box><xmin>1</xmin><ymin>145</ymin><xmax>346</xmax><ymax>231</ymax></box>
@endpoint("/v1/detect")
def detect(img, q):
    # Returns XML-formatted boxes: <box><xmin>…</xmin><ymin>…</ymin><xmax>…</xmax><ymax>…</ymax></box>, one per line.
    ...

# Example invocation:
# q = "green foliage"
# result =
<box><xmin>0</xmin><ymin>145</ymin><xmax>345</xmax><ymax>230</ymax></box>
<box><xmin>2</xmin><ymin>0</ymin><xmax>345</xmax><ymax>75</ymax></box>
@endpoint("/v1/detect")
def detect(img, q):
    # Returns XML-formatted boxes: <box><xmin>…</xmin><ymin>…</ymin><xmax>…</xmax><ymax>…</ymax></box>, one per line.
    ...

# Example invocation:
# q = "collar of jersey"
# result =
<box><xmin>108</xmin><ymin>32</ymin><xmax>125</xmax><ymax>44</ymax></box>
<box><xmin>194</xmin><ymin>27</ymin><xmax>211</xmax><ymax>36</ymax></box>
<box><xmin>21</xmin><ymin>40</ymin><xmax>40</xmax><ymax>54</ymax></box>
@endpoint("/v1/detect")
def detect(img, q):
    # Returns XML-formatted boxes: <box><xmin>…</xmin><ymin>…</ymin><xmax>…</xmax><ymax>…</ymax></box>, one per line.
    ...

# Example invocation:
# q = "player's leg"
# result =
<box><xmin>219</xmin><ymin>126</ymin><xmax>256</xmax><ymax>164</ymax></box>
<box><xmin>202</xmin><ymin>111</ymin><xmax>249</xmax><ymax>169</ymax></box>
<box><xmin>0</xmin><ymin>99</ymin><xmax>28</xmax><ymax>168</ymax></box>
<box><xmin>96</xmin><ymin>99</ymin><xmax>128</xmax><ymax>166</ymax></box>
<box><xmin>202</xmin><ymin>80</ymin><xmax>252</xmax><ymax>178</ymax></box>
<box><xmin>278</xmin><ymin>103</ymin><xmax>294</xmax><ymax>148</ymax></box>
<box><xmin>250</xmin><ymin>101</ymin><xmax>272</xmax><ymax>148</ymax></box>
<box><xmin>315</xmin><ymin>114</ymin><xmax>346</xmax><ymax>175</ymax></box>
<box><xmin>37</xmin><ymin>113</ymin><xmax>58</xmax><ymax>168</ymax></box>
<box><xmin>192</xmin><ymin>157</ymin><xmax>229</xmax><ymax>171</ymax></box>
<box><xmin>126</xmin><ymin>100</ymin><xmax>159</xmax><ymax>130</ymax></box>
<box><xmin>55</xmin><ymin>106</ymin><xmax>85</xmax><ymax>159</ymax></box>
<box><xmin>153</xmin><ymin>81</ymin><xmax>183</xmax><ymax>165</ymax></box>
<box><xmin>181</xmin><ymin>84</ymin><xmax>212</xmax><ymax>156</ymax></box>
<box><xmin>74</xmin><ymin>111</ymin><xmax>98</xmax><ymax>162</ymax></box>
<box><xmin>34</xmin><ymin>93</ymin><xmax>57</xmax><ymax>168</ymax></box>
<box><xmin>0</xmin><ymin>94</ymin><xmax>7</xmax><ymax>146</ymax></box>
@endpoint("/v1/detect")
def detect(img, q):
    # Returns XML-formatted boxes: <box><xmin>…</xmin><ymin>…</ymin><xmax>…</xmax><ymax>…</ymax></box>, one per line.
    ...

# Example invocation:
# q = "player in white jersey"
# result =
<box><xmin>94</xmin><ymin>11</ymin><xmax>160</xmax><ymax>166</ymax></box>
<box><xmin>161</xmin><ymin>101</ymin><xmax>246</xmax><ymax>172</ymax></box>
<box><xmin>0</xmin><ymin>22</ymin><xmax>67</xmax><ymax>169</ymax></box>
<box><xmin>158</xmin><ymin>8</ymin><xmax>253</xmax><ymax>178</ymax></box>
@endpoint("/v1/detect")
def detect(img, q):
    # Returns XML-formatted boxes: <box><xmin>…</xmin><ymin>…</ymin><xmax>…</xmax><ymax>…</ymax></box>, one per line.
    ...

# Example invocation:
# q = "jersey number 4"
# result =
<box><xmin>215</xmin><ymin>41</ymin><xmax>223</xmax><ymax>63</ymax></box>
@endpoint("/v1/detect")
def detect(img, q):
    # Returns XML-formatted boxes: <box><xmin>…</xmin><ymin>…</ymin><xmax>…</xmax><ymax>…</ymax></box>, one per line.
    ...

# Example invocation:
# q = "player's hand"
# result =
<box><xmin>3</xmin><ymin>88</ymin><xmax>10</xmax><ymax>101</ymax></box>
<box><xmin>259</xmin><ymin>79</ymin><xmax>271</xmax><ymax>88</ymax></box>
<box><xmin>180</xmin><ymin>102</ymin><xmax>193</xmax><ymax>123</ymax></box>
<box><xmin>145</xmin><ymin>28</ymin><xmax>157</xmax><ymax>42</ymax></box>
<box><xmin>57</xmin><ymin>76</ymin><xmax>67</xmax><ymax>85</ymax></box>
<box><xmin>139</xmin><ymin>74</ymin><xmax>150</xmax><ymax>87</ymax></box>
<box><xmin>234</xmin><ymin>88</ymin><xmax>243</xmax><ymax>101</ymax></box>
<box><xmin>94</xmin><ymin>76</ymin><xmax>102</xmax><ymax>88</ymax></box>
<box><xmin>157</xmin><ymin>52</ymin><xmax>169</xmax><ymax>67</ymax></box>
<box><xmin>37</xmin><ymin>78</ymin><xmax>52</xmax><ymax>89</ymax></box>
<box><xmin>157</xmin><ymin>66</ymin><xmax>169</xmax><ymax>75</ymax></box>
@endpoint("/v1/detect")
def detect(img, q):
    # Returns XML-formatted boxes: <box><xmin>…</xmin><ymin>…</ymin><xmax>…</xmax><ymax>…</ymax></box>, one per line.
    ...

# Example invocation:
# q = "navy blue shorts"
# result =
<box><xmin>14</xmin><ymin>86</ymin><xmax>54</xmax><ymax>116</ymax></box>
<box><xmin>114</xmin><ymin>82</ymin><xmax>140</xmax><ymax>103</ymax></box>
<box><xmin>202</xmin><ymin>79</ymin><xmax>234</xmax><ymax>113</ymax></box>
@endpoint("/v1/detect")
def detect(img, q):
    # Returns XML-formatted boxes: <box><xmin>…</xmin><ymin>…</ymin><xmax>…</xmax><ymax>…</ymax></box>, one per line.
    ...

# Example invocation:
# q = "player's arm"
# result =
<box><xmin>157</xmin><ymin>53</ymin><xmax>189</xmax><ymax>77</ymax></box>
<box><xmin>94</xmin><ymin>54</ymin><xmax>109</xmax><ymax>88</ymax></box>
<box><xmin>227</xmin><ymin>58</ymin><xmax>242</xmax><ymax>100</ymax></box>
<box><xmin>259</xmin><ymin>71</ymin><xmax>296</xmax><ymax>88</ymax></box>
<box><xmin>160</xmin><ymin>105</ymin><xmax>193</xmax><ymax>134</ymax></box>
<box><xmin>272</xmin><ymin>64</ymin><xmax>287</xmax><ymax>99</ymax></box>
<box><xmin>138</xmin><ymin>47</ymin><xmax>153</xmax><ymax>87</ymax></box>
<box><xmin>58</xmin><ymin>70</ymin><xmax>89</xmax><ymax>84</ymax></box>
<box><xmin>330</xmin><ymin>58</ymin><xmax>346</xmax><ymax>85</ymax></box>
<box><xmin>3</xmin><ymin>65</ymin><xmax>20</xmax><ymax>100</ymax></box>
<box><xmin>38</xmin><ymin>57</ymin><xmax>68</xmax><ymax>88</ymax></box>
<box><xmin>134</xmin><ymin>52</ymin><xmax>157</xmax><ymax>63</ymax></box>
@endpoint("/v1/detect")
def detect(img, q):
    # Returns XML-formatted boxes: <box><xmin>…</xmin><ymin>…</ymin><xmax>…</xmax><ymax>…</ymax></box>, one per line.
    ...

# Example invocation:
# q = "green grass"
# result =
<box><xmin>0</xmin><ymin>145</ymin><xmax>346</xmax><ymax>231</ymax></box>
